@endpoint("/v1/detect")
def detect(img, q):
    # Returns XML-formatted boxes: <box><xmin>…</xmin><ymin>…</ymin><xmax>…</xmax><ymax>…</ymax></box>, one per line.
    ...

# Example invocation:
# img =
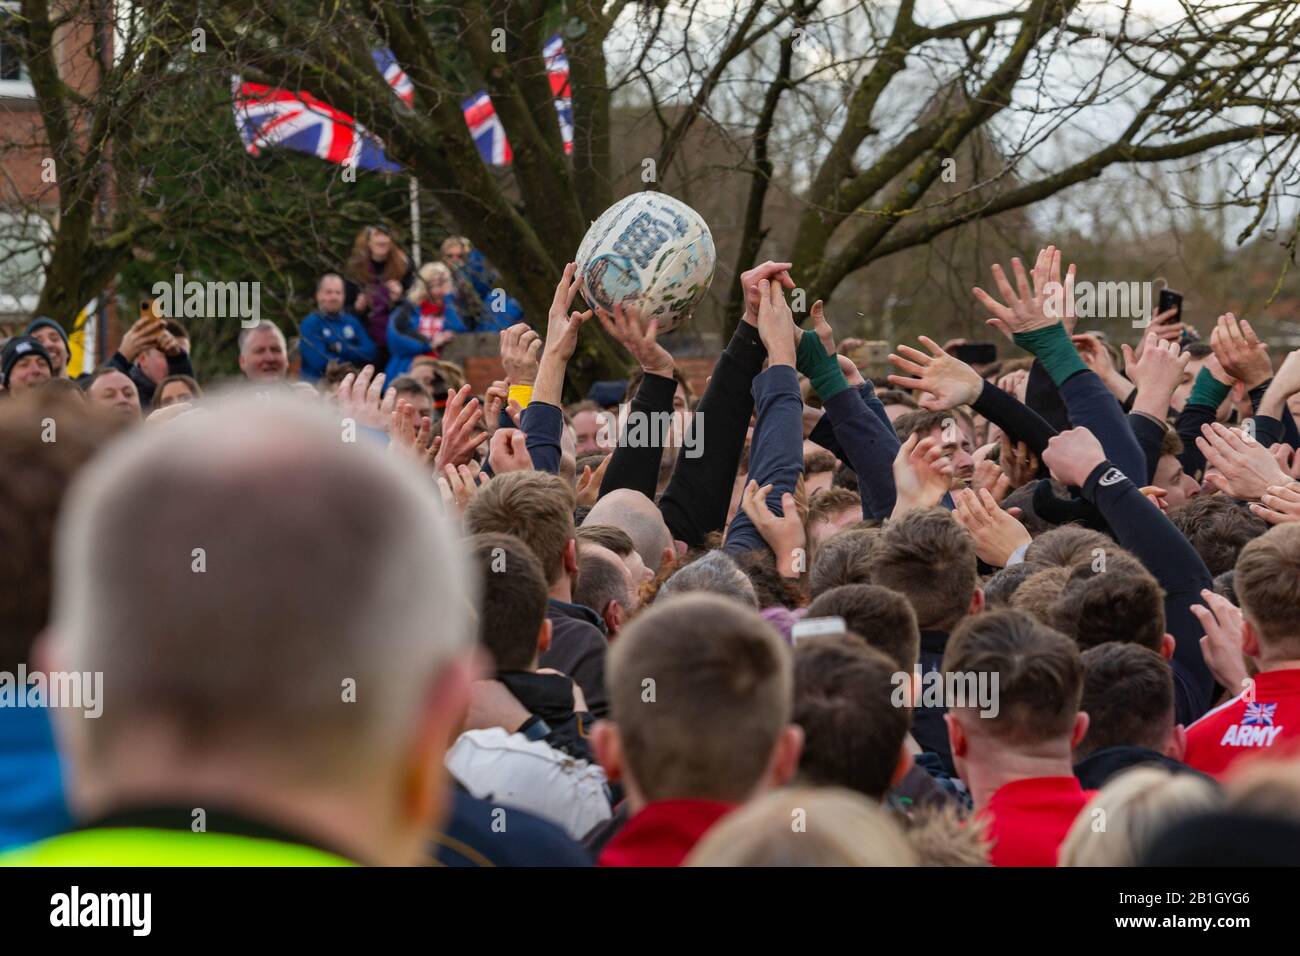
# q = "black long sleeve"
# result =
<box><xmin>1127</xmin><ymin>412</ymin><xmax>1167</xmax><ymax>485</ymax></box>
<box><xmin>971</xmin><ymin>379</ymin><xmax>1057</xmax><ymax>455</ymax></box>
<box><xmin>659</xmin><ymin>322</ymin><xmax>766</xmax><ymax>547</ymax></box>
<box><xmin>1081</xmin><ymin>460</ymin><xmax>1215</xmax><ymax>722</ymax></box>
<box><xmin>598</xmin><ymin>372</ymin><xmax>677</xmax><ymax>502</ymax></box>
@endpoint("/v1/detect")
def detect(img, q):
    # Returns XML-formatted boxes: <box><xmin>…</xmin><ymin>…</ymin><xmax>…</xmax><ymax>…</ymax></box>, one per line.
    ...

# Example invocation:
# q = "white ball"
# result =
<box><xmin>574</xmin><ymin>191</ymin><xmax>716</xmax><ymax>334</ymax></box>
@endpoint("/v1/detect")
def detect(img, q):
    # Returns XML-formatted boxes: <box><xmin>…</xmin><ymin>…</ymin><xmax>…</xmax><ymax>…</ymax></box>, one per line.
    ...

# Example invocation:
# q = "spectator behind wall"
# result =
<box><xmin>439</xmin><ymin>236</ymin><xmax>521</xmax><ymax>333</ymax></box>
<box><xmin>344</xmin><ymin>224</ymin><xmax>414</xmax><ymax>361</ymax></box>
<box><xmin>385</xmin><ymin>263</ymin><xmax>462</xmax><ymax>380</ymax></box>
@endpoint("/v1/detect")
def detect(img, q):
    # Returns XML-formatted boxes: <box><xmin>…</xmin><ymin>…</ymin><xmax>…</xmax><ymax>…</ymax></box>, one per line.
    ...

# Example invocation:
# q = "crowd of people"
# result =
<box><xmin>2</xmin><ymin>234</ymin><xmax>1300</xmax><ymax>868</ymax></box>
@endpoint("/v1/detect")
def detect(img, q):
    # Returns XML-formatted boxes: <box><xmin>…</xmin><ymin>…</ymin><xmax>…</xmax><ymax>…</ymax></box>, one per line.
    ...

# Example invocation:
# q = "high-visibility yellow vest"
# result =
<box><xmin>0</xmin><ymin>828</ymin><xmax>355</xmax><ymax>866</ymax></box>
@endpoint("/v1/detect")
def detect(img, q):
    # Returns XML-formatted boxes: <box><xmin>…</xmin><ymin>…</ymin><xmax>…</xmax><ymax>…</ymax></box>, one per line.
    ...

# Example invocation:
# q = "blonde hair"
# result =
<box><xmin>1059</xmin><ymin>767</ymin><xmax>1220</xmax><ymax>867</ymax></box>
<box><xmin>408</xmin><ymin>263</ymin><xmax>452</xmax><ymax>305</ymax></box>
<box><xmin>1225</xmin><ymin>754</ymin><xmax>1300</xmax><ymax>821</ymax></box>
<box><xmin>686</xmin><ymin>787</ymin><xmax>917</xmax><ymax>867</ymax></box>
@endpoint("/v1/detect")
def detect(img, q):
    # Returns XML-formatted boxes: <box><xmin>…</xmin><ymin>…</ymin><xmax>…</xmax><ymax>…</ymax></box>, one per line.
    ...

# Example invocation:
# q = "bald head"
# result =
<box><xmin>49</xmin><ymin>393</ymin><xmax>475</xmax><ymax>859</ymax></box>
<box><xmin>583</xmin><ymin>489</ymin><xmax>673</xmax><ymax>573</ymax></box>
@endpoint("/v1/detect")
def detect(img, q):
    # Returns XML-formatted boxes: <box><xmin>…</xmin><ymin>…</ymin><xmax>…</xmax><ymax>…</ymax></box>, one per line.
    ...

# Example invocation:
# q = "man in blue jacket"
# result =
<box><xmin>299</xmin><ymin>272</ymin><xmax>378</xmax><ymax>383</ymax></box>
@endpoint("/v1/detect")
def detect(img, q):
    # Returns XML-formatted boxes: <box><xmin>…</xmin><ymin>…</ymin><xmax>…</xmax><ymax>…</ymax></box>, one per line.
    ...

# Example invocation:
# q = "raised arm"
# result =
<box><xmin>594</xmin><ymin>303</ymin><xmax>678</xmax><ymax>502</ymax></box>
<box><xmin>1043</xmin><ymin>427</ymin><xmax>1214</xmax><ymax>720</ymax></box>
<box><xmin>800</xmin><ymin>301</ymin><xmax>901</xmax><ymax>519</ymax></box>
<box><xmin>659</xmin><ymin>260</ymin><xmax>791</xmax><ymax>548</ymax></box>
<box><xmin>725</xmin><ymin>278</ymin><xmax>802</xmax><ymax>556</ymax></box>
<box><xmin>520</xmin><ymin>264</ymin><xmax>591</xmax><ymax>475</ymax></box>
<box><xmin>974</xmin><ymin>246</ymin><xmax>1145</xmax><ymax>483</ymax></box>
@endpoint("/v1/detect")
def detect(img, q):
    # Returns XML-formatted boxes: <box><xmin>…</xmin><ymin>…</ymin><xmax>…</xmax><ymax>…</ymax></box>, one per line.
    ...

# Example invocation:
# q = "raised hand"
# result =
<box><xmin>1249</xmin><ymin>482</ymin><xmax>1300</xmax><ymax>525</ymax></box>
<box><xmin>1042</xmin><ymin>426</ymin><xmax>1107</xmax><ymax>489</ymax></box>
<box><xmin>575</xmin><ymin>453</ymin><xmax>612</xmax><ymax>508</ymax></box>
<box><xmin>1000</xmin><ymin>436</ymin><xmax>1039</xmax><ymax>489</ymax></box>
<box><xmin>389</xmin><ymin>400</ymin><xmax>433</xmax><ymax>461</ymax></box>
<box><xmin>544</xmin><ymin>262</ymin><xmax>593</xmax><ymax>363</ymax></box>
<box><xmin>1210</xmin><ymin>313</ymin><xmax>1271</xmax><ymax>390</ymax></box>
<box><xmin>1042</xmin><ymin>246</ymin><xmax>1078</xmax><ymax>333</ymax></box>
<box><xmin>1123</xmin><ymin>332</ymin><xmax>1191</xmax><ymax>420</ymax></box>
<box><xmin>337</xmin><ymin>365</ymin><xmax>397</xmax><ymax>432</ymax></box>
<box><xmin>887</xmin><ymin>336</ymin><xmax>983</xmax><ymax>410</ymax></box>
<box><xmin>740</xmin><ymin>260</ymin><xmax>795</xmax><ymax>327</ymax></box>
<box><xmin>973</xmin><ymin>246</ymin><xmax>1060</xmax><ymax>340</ymax></box>
<box><xmin>597</xmin><ymin>300</ymin><xmax>674</xmax><ymax>378</ymax></box>
<box><xmin>437</xmin><ymin>462</ymin><xmax>491</xmax><ymax>518</ymax></box>
<box><xmin>1191</xmin><ymin>588</ymin><xmax>1249</xmax><ymax>692</ymax></box>
<box><xmin>500</xmin><ymin>323</ymin><xmax>542</xmax><ymax>386</ymax></box>
<box><xmin>755</xmin><ymin>278</ymin><xmax>797</xmax><ymax>367</ymax></box>
<box><xmin>1196</xmin><ymin>422</ymin><xmax>1290</xmax><ymax>501</ymax></box>
<box><xmin>740</xmin><ymin>479</ymin><xmax>806</xmax><ymax>578</ymax></box>
<box><xmin>952</xmin><ymin>486</ymin><xmax>1031</xmax><ymax>567</ymax></box>
<box><xmin>1259</xmin><ymin>349</ymin><xmax>1300</xmax><ymax>419</ymax></box>
<box><xmin>433</xmin><ymin>383</ymin><xmax>488</xmax><ymax>472</ymax></box>
<box><xmin>487</xmin><ymin>427</ymin><xmax>533</xmax><ymax>475</ymax></box>
<box><xmin>891</xmin><ymin>433</ymin><xmax>954</xmax><ymax>518</ymax></box>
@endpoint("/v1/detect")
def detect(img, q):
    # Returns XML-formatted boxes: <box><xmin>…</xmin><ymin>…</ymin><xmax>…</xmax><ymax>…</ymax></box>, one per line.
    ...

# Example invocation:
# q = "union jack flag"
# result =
<box><xmin>463</xmin><ymin>34</ymin><xmax>573</xmax><ymax>166</ymax></box>
<box><xmin>1243</xmin><ymin>702</ymin><xmax>1277</xmax><ymax>726</ymax></box>
<box><xmin>234</xmin><ymin>39</ymin><xmax>574</xmax><ymax>172</ymax></box>
<box><xmin>232</xmin><ymin>49</ymin><xmax>411</xmax><ymax>172</ymax></box>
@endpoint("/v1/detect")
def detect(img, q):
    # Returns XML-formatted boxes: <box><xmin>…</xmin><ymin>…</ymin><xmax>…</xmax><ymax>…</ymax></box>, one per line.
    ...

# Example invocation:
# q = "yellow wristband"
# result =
<box><xmin>507</xmin><ymin>384</ymin><xmax>533</xmax><ymax>409</ymax></box>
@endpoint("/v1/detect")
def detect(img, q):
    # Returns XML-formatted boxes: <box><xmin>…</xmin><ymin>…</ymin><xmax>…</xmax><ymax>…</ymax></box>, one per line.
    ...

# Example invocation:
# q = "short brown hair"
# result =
<box><xmin>806</xmin><ymin>584</ymin><xmax>919</xmax><ymax>671</ymax></box>
<box><xmin>809</xmin><ymin>527</ymin><xmax>879</xmax><ymax>597</ymax></box>
<box><xmin>1010</xmin><ymin>566</ymin><xmax>1071</xmax><ymax>625</ymax></box>
<box><xmin>807</xmin><ymin>487</ymin><xmax>861</xmax><ymax>526</ymax></box>
<box><xmin>1235</xmin><ymin>524</ymin><xmax>1300</xmax><ymax>654</ymax></box>
<box><xmin>943</xmin><ymin>609</ymin><xmax>1082</xmax><ymax>744</ymax></box>
<box><xmin>1077</xmin><ymin>643</ymin><xmax>1174</xmax><ymax>757</ymax></box>
<box><xmin>1168</xmin><ymin>496</ymin><xmax>1267</xmax><ymax>576</ymax></box>
<box><xmin>1051</xmin><ymin>564</ymin><xmax>1166</xmax><ymax>652</ymax></box>
<box><xmin>793</xmin><ymin>637</ymin><xmax>910</xmax><ymax>800</ymax></box>
<box><xmin>576</xmin><ymin>523</ymin><xmax>635</xmax><ymax>559</ymax></box>
<box><xmin>1023</xmin><ymin>526</ymin><xmax>1114</xmax><ymax>569</ymax></box>
<box><xmin>804</xmin><ymin>449</ymin><xmax>839</xmax><ymax>476</ymax></box>
<box><xmin>465</xmin><ymin>470</ymin><xmax>575</xmax><ymax>585</ymax></box>
<box><xmin>466</xmin><ymin>533</ymin><xmax>548</xmax><ymax>671</ymax></box>
<box><xmin>894</xmin><ymin>408</ymin><xmax>970</xmax><ymax>444</ymax></box>
<box><xmin>606</xmin><ymin>593</ymin><xmax>791</xmax><ymax>802</ymax></box>
<box><xmin>869</xmin><ymin>508</ymin><xmax>977</xmax><ymax>631</ymax></box>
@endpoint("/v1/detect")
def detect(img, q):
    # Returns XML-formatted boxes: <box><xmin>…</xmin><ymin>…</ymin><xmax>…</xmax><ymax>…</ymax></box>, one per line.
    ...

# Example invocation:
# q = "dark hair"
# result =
<box><xmin>982</xmin><ymin>562</ymin><xmax>1039</xmax><ymax>606</ymax></box>
<box><xmin>150</xmin><ymin>374</ymin><xmax>202</xmax><ymax>411</ymax></box>
<box><xmin>943</xmin><ymin>609</ymin><xmax>1082</xmax><ymax>744</ymax></box>
<box><xmin>732</xmin><ymin>548</ymin><xmax>806</xmax><ymax>609</ymax></box>
<box><xmin>1051</xmin><ymin>564</ymin><xmax>1166</xmax><ymax>652</ymax></box>
<box><xmin>574</xmin><ymin>544</ymin><xmax>630</xmax><ymax>617</ymax></box>
<box><xmin>1168</xmin><ymin>496</ymin><xmax>1268</xmax><ymax>576</ymax></box>
<box><xmin>162</xmin><ymin>319</ymin><xmax>189</xmax><ymax>340</ymax></box>
<box><xmin>868</xmin><ymin>508</ymin><xmax>976</xmax><ymax>631</ymax></box>
<box><xmin>1077</xmin><ymin>643</ymin><xmax>1174</xmax><ymax>758</ymax></box>
<box><xmin>804</xmin><ymin>449</ymin><xmax>839</xmax><ymax>476</ymax></box>
<box><xmin>576</xmin><ymin>523</ymin><xmax>635</xmax><ymax>559</ymax></box>
<box><xmin>806</xmin><ymin>584</ymin><xmax>919</xmax><ymax>671</ymax></box>
<box><xmin>793</xmin><ymin>636</ymin><xmax>910</xmax><ymax>801</ymax></box>
<box><xmin>389</xmin><ymin>376</ymin><xmax>430</xmax><ymax>399</ymax></box>
<box><xmin>466</xmin><ymin>533</ymin><xmax>548</xmax><ymax>671</ymax></box>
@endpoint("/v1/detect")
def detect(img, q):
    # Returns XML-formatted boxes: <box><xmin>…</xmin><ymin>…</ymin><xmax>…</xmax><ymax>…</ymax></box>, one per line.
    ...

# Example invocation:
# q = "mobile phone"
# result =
<box><xmin>952</xmin><ymin>342</ymin><xmax>998</xmax><ymax>365</ymax></box>
<box><xmin>1157</xmin><ymin>288</ymin><xmax>1183</xmax><ymax>325</ymax></box>
<box><xmin>791</xmin><ymin>616</ymin><xmax>846</xmax><ymax>645</ymax></box>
